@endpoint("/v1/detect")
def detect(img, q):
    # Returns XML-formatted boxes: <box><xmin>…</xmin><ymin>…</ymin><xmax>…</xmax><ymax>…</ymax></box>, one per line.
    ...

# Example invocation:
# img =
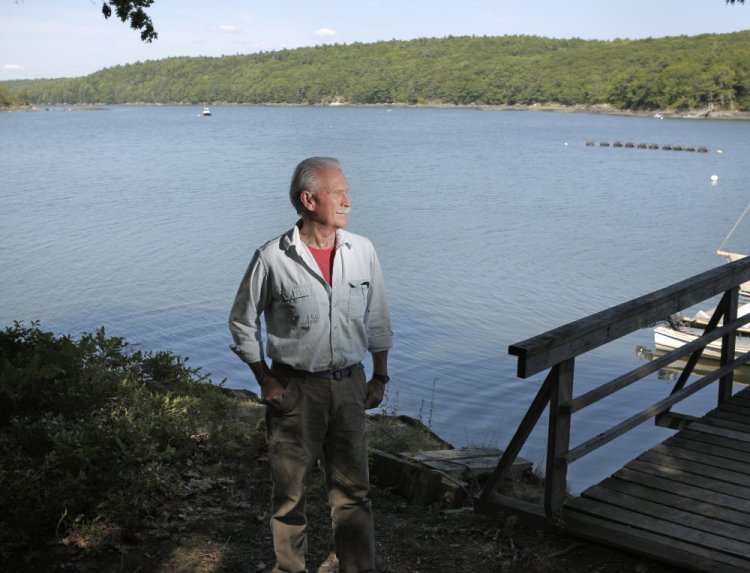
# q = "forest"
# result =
<box><xmin>3</xmin><ymin>32</ymin><xmax>750</xmax><ymax>110</ymax></box>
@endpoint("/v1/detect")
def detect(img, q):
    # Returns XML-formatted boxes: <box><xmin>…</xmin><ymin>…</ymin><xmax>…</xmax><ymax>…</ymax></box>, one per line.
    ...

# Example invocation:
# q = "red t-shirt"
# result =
<box><xmin>308</xmin><ymin>245</ymin><xmax>335</xmax><ymax>285</ymax></box>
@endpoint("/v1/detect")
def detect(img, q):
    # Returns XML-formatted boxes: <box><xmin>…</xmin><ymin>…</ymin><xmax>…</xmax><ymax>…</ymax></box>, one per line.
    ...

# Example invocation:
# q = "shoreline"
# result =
<box><xmin>5</xmin><ymin>101</ymin><xmax>750</xmax><ymax>120</ymax></box>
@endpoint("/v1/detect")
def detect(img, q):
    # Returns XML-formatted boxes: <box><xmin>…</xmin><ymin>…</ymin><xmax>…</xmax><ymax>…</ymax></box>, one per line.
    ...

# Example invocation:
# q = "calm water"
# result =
<box><xmin>3</xmin><ymin>105</ymin><xmax>750</xmax><ymax>492</ymax></box>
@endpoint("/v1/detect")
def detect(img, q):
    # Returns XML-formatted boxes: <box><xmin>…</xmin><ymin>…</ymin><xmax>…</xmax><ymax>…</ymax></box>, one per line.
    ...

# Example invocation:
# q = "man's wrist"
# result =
<box><xmin>372</xmin><ymin>372</ymin><xmax>390</xmax><ymax>384</ymax></box>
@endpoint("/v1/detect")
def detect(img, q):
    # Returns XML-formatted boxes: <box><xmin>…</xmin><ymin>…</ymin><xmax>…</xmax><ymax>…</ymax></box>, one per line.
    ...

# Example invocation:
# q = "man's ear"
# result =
<box><xmin>300</xmin><ymin>190</ymin><xmax>316</xmax><ymax>211</ymax></box>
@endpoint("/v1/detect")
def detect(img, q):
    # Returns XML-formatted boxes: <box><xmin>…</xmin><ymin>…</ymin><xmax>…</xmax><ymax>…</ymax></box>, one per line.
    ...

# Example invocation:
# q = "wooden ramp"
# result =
<box><xmin>562</xmin><ymin>386</ymin><xmax>750</xmax><ymax>573</ymax></box>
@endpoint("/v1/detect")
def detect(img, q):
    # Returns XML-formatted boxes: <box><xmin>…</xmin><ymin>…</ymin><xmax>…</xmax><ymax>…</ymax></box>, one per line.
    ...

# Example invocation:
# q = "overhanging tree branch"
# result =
<box><xmin>101</xmin><ymin>0</ymin><xmax>157</xmax><ymax>42</ymax></box>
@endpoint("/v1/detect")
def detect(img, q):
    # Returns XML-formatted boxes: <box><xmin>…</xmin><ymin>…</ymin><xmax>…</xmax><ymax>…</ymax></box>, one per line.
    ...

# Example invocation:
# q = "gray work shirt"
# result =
<box><xmin>229</xmin><ymin>222</ymin><xmax>393</xmax><ymax>372</ymax></box>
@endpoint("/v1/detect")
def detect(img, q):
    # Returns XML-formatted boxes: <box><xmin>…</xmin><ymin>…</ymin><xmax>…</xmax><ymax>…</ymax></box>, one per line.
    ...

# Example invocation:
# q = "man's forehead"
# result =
<box><xmin>320</xmin><ymin>167</ymin><xmax>348</xmax><ymax>191</ymax></box>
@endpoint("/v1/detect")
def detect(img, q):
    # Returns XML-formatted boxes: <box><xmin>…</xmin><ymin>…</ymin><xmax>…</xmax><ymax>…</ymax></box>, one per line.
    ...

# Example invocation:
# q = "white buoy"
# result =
<box><xmin>711</xmin><ymin>174</ymin><xmax>719</xmax><ymax>184</ymax></box>
<box><xmin>717</xmin><ymin>149</ymin><xmax>724</xmax><ymax>154</ymax></box>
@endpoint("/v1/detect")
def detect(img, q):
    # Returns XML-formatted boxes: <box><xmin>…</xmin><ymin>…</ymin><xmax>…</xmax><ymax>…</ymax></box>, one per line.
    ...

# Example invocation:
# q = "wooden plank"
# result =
<box><xmin>565</xmin><ymin>496</ymin><xmax>750</xmax><ymax>559</ymax></box>
<box><xmin>721</xmin><ymin>405</ymin><xmax>750</xmax><ymax>416</ymax></box>
<box><xmin>625</xmin><ymin>459</ymin><xmax>750</xmax><ymax>500</ymax></box>
<box><xmin>727</xmin><ymin>397</ymin><xmax>750</xmax><ymax>409</ymax></box>
<box><xmin>678</xmin><ymin>427</ymin><xmax>750</xmax><ymax>454</ymax></box>
<box><xmin>580</xmin><ymin>483</ymin><xmax>750</xmax><ymax>542</ymax></box>
<box><xmin>403</xmin><ymin>448</ymin><xmax>533</xmax><ymax>478</ymax></box>
<box><xmin>370</xmin><ymin>449</ymin><xmax>464</xmax><ymax>505</ymax></box>
<box><xmin>612</xmin><ymin>467</ymin><xmax>750</xmax><ymax>515</ymax></box>
<box><xmin>649</xmin><ymin>443</ymin><xmax>750</xmax><ymax>475</ymax></box>
<box><xmin>406</xmin><ymin>448</ymin><xmax>503</xmax><ymax>461</ymax></box>
<box><xmin>728</xmin><ymin>391</ymin><xmax>750</xmax><ymax>402</ymax></box>
<box><xmin>600</xmin><ymin>476</ymin><xmax>750</xmax><ymax>525</ymax></box>
<box><xmin>419</xmin><ymin>456</ymin><xmax>531</xmax><ymax>479</ymax></box>
<box><xmin>562</xmin><ymin>509</ymin><xmax>750</xmax><ymax>573</ymax></box>
<box><xmin>705</xmin><ymin>406</ymin><xmax>750</xmax><ymax>426</ymax></box>
<box><xmin>638</xmin><ymin>450</ymin><xmax>750</xmax><ymax>487</ymax></box>
<box><xmin>665</xmin><ymin>434</ymin><xmax>750</xmax><ymax>464</ymax></box>
<box><xmin>705</xmin><ymin>409</ymin><xmax>750</xmax><ymax>426</ymax></box>
<box><xmin>684</xmin><ymin>422</ymin><xmax>750</xmax><ymax>444</ymax></box>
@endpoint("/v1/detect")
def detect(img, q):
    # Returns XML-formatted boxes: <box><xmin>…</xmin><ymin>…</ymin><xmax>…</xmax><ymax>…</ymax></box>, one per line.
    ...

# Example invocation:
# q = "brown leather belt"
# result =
<box><xmin>272</xmin><ymin>361</ymin><xmax>363</xmax><ymax>380</ymax></box>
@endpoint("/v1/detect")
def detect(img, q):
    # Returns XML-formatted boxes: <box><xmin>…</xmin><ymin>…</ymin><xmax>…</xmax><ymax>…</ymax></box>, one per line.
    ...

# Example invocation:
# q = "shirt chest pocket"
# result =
<box><xmin>347</xmin><ymin>279</ymin><xmax>370</xmax><ymax>320</ymax></box>
<box><xmin>280</xmin><ymin>285</ymin><xmax>320</xmax><ymax>328</ymax></box>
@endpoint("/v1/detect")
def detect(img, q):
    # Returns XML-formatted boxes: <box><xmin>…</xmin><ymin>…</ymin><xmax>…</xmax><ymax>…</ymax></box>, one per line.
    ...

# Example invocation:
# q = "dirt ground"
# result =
<box><xmin>12</xmin><ymin>435</ymin><xmax>686</xmax><ymax>573</ymax></box>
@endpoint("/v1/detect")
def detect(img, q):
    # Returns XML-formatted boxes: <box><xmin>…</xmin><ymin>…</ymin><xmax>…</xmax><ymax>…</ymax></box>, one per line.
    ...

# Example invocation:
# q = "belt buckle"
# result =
<box><xmin>332</xmin><ymin>368</ymin><xmax>346</xmax><ymax>380</ymax></box>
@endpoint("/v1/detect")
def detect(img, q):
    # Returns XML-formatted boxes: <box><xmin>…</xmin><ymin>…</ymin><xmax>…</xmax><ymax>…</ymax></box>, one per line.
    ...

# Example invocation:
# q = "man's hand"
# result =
<box><xmin>364</xmin><ymin>378</ymin><xmax>386</xmax><ymax>410</ymax></box>
<box><xmin>259</xmin><ymin>374</ymin><xmax>286</xmax><ymax>409</ymax></box>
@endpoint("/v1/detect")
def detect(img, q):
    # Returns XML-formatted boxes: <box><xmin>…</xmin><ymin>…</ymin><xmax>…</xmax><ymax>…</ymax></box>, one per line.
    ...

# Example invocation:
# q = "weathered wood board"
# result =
<box><xmin>371</xmin><ymin>447</ymin><xmax>532</xmax><ymax>505</ymax></box>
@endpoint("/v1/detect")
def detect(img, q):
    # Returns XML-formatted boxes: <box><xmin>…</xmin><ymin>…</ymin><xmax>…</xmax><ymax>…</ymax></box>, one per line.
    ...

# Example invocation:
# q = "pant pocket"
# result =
<box><xmin>272</xmin><ymin>378</ymin><xmax>300</xmax><ymax>415</ymax></box>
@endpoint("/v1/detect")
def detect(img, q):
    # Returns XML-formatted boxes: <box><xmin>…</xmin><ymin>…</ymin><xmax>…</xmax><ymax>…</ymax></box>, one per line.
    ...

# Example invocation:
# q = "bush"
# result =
<box><xmin>0</xmin><ymin>322</ymin><xmax>258</xmax><ymax>555</ymax></box>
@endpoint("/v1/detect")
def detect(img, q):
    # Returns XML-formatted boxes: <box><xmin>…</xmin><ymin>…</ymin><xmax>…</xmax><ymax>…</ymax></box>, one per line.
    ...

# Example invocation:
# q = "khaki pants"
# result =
<box><xmin>268</xmin><ymin>364</ymin><xmax>375</xmax><ymax>573</ymax></box>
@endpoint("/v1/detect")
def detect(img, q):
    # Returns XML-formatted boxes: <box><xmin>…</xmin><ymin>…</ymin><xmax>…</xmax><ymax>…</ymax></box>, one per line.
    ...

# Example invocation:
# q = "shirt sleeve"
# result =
<box><xmin>228</xmin><ymin>250</ymin><xmax>269</xmax><ymax>364</ymax></box>
<box><xmin>365</xmin><ymin>247</ymin><xmax>394</xmax><ymax>353</ymax></box>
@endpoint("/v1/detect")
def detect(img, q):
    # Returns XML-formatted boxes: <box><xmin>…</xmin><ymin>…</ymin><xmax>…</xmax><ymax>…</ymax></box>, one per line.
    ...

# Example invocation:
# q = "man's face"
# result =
<box><xmin>306</xmin><ymin>167</ymin><xmax>351</xmax><ymax>229</ymax></box>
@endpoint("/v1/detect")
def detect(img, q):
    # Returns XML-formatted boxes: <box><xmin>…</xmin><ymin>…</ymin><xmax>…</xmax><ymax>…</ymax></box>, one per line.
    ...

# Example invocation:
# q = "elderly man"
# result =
<box><xmin>229</xmin><ymin>156</ymin><xmax>393</xmax><ymax>573</ymax></box>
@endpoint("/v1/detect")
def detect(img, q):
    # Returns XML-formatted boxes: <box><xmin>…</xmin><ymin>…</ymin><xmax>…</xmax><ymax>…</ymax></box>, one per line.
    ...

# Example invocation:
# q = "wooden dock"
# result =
<box><xmin>475</xmin><ymin>257</ymin><xmax>750</xmax><ymax>572</ymax></box>
<box><xmin>562</xmin><ymin>386</ymin><xmax>750</xmax><ymax>573</ymax></box>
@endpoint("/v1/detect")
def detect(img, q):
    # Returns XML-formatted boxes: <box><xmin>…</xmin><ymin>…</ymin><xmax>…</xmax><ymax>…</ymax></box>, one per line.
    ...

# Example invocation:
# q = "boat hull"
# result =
<box><xmin>654</xmin><ymin>325</ymin><xmax>750</xmax><ymax>360</ymax></box>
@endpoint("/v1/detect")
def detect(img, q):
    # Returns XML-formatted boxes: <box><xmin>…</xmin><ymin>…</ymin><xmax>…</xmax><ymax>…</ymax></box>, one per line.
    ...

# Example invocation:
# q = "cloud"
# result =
<box><xmin>314</xmin><ymin>27</ymin><xmax>337</xmax><ymax>38</ymax></box>
<box><xmin>4</xmin><ymin>64</ymin><xmax>24</xmax><ymax>71</ymax></box>
<box><xmin>218</xmin><ymin>25</ymin><xmax>242</xmax><ymax>34</ymax></box>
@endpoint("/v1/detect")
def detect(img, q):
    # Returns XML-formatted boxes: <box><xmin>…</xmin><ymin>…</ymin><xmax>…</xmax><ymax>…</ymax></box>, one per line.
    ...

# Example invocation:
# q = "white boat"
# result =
<box><xmin>202</xmin><ymin>106</ymin><xmax>212</xmax><ymax>116</ymax></box>
<box><xmin>717</xmin><ymin>250</ymin><xmax>750</xmax><ymax>298</ymax></box>
<box><xmin>716</xmin><ymin>199</ymin><xmax>750</xmax><ymax>294</ymax></box>
<box><xmin>638</xmin><ymin>345</ymin><xmax>750</xmax><ymax>384</ymax></box>
<box><xmin>653</xmin><ymin>325</ymin><xmax>750</xmax><ymax>360</ymax></box>
<box><xmin>684</xmin><ymin>302</ymin><xmax>750</xmax><ymax>334</ymax></box>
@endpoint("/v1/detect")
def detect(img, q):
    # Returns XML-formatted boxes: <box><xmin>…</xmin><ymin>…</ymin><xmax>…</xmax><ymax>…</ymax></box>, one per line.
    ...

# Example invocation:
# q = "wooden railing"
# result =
<box><xmin>476</xmin><ymin>256</ymin><xmax>750</xmax><ymax>520</ymax></box>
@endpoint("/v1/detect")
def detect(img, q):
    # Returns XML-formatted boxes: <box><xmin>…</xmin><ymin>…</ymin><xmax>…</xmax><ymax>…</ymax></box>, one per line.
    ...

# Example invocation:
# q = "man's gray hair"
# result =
<box><xmin>289</xmin><ymin>156</ymin><xmax>341</xmax><ymax>214</ymax></box>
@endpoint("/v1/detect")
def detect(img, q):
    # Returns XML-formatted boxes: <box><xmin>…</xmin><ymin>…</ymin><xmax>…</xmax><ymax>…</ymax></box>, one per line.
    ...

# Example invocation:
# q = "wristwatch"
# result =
<box><xmin>373</xmin><ymin>373</ymin><xmax>390</xmax><ymax>384</ymax></box>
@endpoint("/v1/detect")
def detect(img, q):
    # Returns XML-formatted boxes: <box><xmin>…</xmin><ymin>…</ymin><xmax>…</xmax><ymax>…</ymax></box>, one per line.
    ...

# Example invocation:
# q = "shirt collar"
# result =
<box><xmin>282</xmin><ymin>220</ymin><xmax>352</xmax><ymax>252</ymax></box>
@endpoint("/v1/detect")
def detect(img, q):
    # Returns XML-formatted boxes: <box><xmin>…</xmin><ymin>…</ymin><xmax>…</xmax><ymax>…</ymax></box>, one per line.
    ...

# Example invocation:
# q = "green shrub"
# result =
<box><xmin>0</xmin><ymin>322</ymin><xmax>257</xmax><ymax>553</ymax></box>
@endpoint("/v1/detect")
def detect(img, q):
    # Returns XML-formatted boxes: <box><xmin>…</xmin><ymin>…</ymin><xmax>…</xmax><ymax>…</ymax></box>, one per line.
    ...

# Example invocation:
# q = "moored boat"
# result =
<box><xmin>653</xmin><ymin>325</ymin><xmax>750</xmax><ymax>360</ymax></box>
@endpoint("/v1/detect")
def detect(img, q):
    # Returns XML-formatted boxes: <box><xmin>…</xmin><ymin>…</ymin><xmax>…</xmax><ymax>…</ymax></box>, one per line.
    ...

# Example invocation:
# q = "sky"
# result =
<box><xmin>2</xmin><ymin>0</ymin><xmax>750</xmax><ymax>80</ymax></box>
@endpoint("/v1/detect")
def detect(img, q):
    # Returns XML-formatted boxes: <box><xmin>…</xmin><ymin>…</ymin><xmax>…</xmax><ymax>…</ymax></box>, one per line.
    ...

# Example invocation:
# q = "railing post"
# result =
<box><xmin>544</xmin><ymin>358</ymin><xmax>574</xmax><ymax>516</ymax></box>
<box><xmin>719</xmin><ymin>286</ymin><xmax>739</xmax><ymax>404</ymax></box>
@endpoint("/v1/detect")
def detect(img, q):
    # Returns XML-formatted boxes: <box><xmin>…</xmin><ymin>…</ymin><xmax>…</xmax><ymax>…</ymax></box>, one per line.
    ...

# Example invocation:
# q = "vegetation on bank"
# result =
<box><xmin>0</xmin><ymin>85</ymin><xmax>19</xmax><ymax>107</ymax></box>
<box><xmin>0</xmin><ymin>322</ymin><xmax>265</xmax><ymax>564</ymax></box>
<box><xmin>3</xmin><ymin>32</ymin><xmax>750</xmax><ymax>111</ymax></box>
<box><xmin>0</xmin><ymin>323</ymin><xmax>451</xmax><ymax>570</ymax></box>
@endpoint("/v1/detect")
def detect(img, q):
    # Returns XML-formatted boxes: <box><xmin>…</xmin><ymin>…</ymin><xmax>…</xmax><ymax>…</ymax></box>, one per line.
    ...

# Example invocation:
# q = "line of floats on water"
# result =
<box><xmin>584</xmin><ymin>141</ymin><xmax>714</xmax><ymax>153</ymax></box>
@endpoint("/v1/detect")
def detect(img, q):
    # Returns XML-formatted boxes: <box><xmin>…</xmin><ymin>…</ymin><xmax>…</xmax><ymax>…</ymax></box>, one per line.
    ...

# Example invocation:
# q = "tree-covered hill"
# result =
<box><xmin>4</xmin><ymin>32</ymin><xmax>750</xmax><ymax>110</ymax></box>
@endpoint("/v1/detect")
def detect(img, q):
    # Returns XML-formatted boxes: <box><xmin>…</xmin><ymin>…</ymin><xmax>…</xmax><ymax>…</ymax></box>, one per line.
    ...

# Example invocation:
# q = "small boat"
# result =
<box><xmin>653</xmin><ymin>325</ymin><xmax>750</xmax><ymax>360</ymax></box>
<box><xmin>202</xmin><ymin>106</ymin><xmax>212</xmax><ymax>116</ymax></box>
<box><xmin>637</xmin><ymin>345</ymin><xmax>750</xmax><ymax>384</ymax></box>
<box><xmin>716</xmin><ymin>198</ymin><xmax>750</xmax><ymax>297</ymax></box>
<box><xmin>685</xmin><ymin>302</ymin><xmax>750</xmax><ymax>334</ymax></box>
